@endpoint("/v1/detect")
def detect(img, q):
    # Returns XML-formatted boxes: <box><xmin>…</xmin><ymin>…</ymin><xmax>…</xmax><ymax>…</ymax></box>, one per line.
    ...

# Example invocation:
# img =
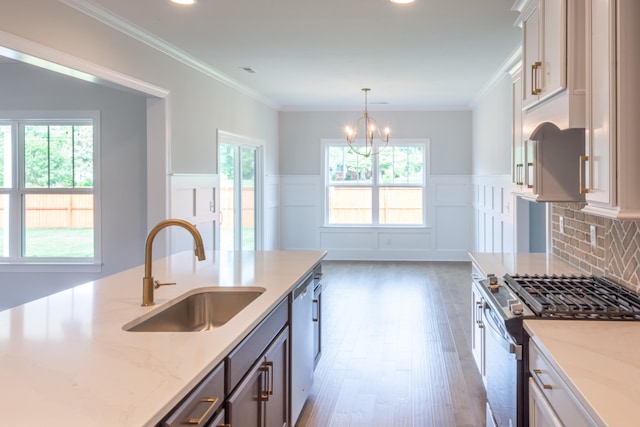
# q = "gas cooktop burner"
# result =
<box><xmin>503</xmin><ymin>274</ymin><xmax>640</xmax><ymax>320</ymax></box>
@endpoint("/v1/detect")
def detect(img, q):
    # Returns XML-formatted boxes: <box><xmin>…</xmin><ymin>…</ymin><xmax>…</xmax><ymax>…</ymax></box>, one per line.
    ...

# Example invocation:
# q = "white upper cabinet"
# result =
<box><xmin>514</xmin><ymin>0</ymin><xmax>585</xmax><ymax>128</ymax></box>
<box><xmin>521</xmin><ymin>0</ymin><xmax>566</xmax><ymax>108</ymax></box>
<box><xmin>582</xmin><ymin>0</ymin><xmax>640</xmax><ymax>219</ymax></box>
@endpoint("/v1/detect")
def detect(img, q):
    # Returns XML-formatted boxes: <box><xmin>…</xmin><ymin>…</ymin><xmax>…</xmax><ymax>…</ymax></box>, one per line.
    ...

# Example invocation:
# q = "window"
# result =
<box><xmin>324</xmin><ymin>139</ymin><xmax>427</xmax><ymax>226</ymax></box>
<box><xmin>0</xmin><ymin>112</ymin><xmax>100</xmax><ymax>267</ymax></box>
<box><xmin>218</xmin><ymin>130</ymin><xmax>264</xmax><ymax>251</ymax></box>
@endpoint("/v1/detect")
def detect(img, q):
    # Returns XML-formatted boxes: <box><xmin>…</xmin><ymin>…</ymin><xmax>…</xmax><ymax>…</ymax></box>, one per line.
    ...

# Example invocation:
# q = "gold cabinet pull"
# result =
<box><xmin>533</xmin><ymin>369</ymin><xmax>553</xmax><ymax>390</ymax></box>
<box><xmin>259</xmin><ymin>364</ymin><xmax>270</xmax><ymax>401</ymax></box>
<box><xmin>516</xmin><ymin>163</ymin><xmax>524</xmax><ymax>186</ymax></box>
<box><xmin>579</xmin><ymin>155</ymin><xmax>590</xmax><ymax>194</ymax></box>
<box><xmin>186</xmin><ymin>397</ymin><xmax>219</xmax><ymax>425</ymax></box>
<box><xmin>526</xmin><ymin>163</ymin><xmax>534</xmax><ymax>188</ymax></box>
<box><xmin>531</xmin><ymin>61</ymin><xmax>543</xmax><ymax>95</ymax></box>
<box><xmin>265</xmin><ymin>361</ymin><xmax>274</xmax><ymax>395</ymax></box>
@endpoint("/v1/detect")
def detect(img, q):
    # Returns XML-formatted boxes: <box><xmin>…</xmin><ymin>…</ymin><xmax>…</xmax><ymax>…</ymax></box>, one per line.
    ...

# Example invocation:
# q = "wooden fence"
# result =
<box><xmin>328</xmin><ymin>187</ymin><xmax>422</xmax><ymax>224</ymax></box>
<box><xmin>0</xmin><ymin>188</ymin><xmax>420</xmax><ymax>229</ymax></box>
<box><xmin>0</xmin><ymin>194</ymin><xmax>93</xmax><ymax>228</ymax></box>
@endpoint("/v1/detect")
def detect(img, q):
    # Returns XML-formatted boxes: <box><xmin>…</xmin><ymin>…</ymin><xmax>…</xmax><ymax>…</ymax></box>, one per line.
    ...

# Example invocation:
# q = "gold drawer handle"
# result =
<box><xmin>187</xmin><ymin>397</ymin><xmax>219</xmax><ymax>425</ymax></box>
<box><xmin>533</xmin><ymin>369</ymin><xmax>553</xmax><ymax>390</ymax></box>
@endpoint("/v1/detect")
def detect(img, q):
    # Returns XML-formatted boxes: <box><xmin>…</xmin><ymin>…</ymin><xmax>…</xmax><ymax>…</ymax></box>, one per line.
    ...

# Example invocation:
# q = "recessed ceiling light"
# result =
<box><xmin>390</xmin><ymin>0</ymin><xmax>415</xmax><ymax>3</ymax></box>
<box><xmin>171</xmin><ymin>0</ymin><xmax>196</xmax><ymax>5</ymax></box>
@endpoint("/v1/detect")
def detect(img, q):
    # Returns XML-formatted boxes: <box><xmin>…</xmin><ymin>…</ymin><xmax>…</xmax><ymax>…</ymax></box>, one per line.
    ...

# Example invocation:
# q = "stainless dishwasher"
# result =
<box><xmin>290</xmin><ymin>273</ymin><xmax>314</xmax><ymax>426</ymax></box>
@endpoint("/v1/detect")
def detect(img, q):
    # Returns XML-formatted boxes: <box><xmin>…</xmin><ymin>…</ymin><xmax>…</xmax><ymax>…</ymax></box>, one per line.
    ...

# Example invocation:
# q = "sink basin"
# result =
<box><xmin>123</xmin><ymin>287</ymin><xmax>265</xmax><ymax>332</ymax></box>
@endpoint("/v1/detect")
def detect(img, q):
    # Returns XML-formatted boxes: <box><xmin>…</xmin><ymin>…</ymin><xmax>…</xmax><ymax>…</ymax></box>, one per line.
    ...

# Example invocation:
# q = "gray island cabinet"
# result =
<box><xmin>159</xmin><ymin>264</ymin><xmax>322</xmax><ymax>427</ymax></box>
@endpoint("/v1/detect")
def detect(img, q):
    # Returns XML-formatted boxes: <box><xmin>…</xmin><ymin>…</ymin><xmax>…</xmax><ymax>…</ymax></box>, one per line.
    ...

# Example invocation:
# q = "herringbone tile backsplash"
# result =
<box><xmin>552</xmin><ymin>203</ymin><xmax>640</xmax><ymax>292</ymax></box>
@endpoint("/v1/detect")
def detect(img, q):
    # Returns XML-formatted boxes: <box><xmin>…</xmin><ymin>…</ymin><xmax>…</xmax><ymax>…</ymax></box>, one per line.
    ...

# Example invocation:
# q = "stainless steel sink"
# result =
<box><xmin>123</xmin><ymin>287</ymin><xmax>265</xmax><ymax>332</ymax></box>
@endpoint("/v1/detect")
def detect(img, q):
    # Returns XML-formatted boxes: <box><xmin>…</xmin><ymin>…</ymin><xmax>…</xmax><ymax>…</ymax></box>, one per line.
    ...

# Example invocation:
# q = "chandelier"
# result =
<box><xmin>345</xmin><ymin>88</ymin><xmax>390</xmax><ymax>157</ymax></box>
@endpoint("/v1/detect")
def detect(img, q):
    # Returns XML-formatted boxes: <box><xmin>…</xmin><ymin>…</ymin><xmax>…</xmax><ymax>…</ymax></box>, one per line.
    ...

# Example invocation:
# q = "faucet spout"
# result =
<box><xmin>142</xmin><ymin>218</ymin><xmax>206</xmax><ymax>306</ymax></box>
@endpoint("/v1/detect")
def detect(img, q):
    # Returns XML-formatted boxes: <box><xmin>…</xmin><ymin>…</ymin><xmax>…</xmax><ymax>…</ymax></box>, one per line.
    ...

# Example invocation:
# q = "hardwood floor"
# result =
<box><xmin>296</xmin><ymin>261</ymin><xmax>486</xmax><ymax>427</ymax></box>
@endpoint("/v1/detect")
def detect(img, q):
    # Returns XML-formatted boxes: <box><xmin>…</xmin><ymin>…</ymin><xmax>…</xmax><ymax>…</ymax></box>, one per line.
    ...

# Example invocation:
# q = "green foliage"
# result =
<box><xmin>328</xmin><ymin>144</ymin><xmax>423</xmax><ymax>184</ymax></box>
<box><xmin>24</xmin><ymin>124</ymin><xmax>93</xmax><ymax>188</ymax></box>
<box><xmin>220</xmin><ymin>143</ymin><xmax>256</xmax><ymax>186</ymax></box>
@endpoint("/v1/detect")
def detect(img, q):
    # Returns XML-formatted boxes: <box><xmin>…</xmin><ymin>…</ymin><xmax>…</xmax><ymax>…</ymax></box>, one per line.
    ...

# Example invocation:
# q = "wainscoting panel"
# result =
<box><xmin>169</xmin><ymin>174</ymin><xmax>219</xmax><ymax>252</ymax></box>
<box><xmin>377</xmin><ymin>231</ymin><xmax>431</xmax><ymax>250</ymax></box>
<box><xmin>279</xmin><ymin>174</ymin><xmax>472</xmax><ymax>261</ymax></box>
<box><xmin>263</xmin><ymin>175</ymin><xmax>280</xmax><ymax>250</ymax></box>
<box><xmin>436</xmin><ymin>205</ymin><xmax>470</xmax><ymax>251</ymax></box>
<box><xmin>320</xmin><ymin>230</ymin><xmax>376</xmax><ymax>249</ymax></box>
<box><xmin>472</xmin><ymin>175</ymin><xmax>514</xmax><ymax>254</ymax></box>
<box><xmin>281</xmin><ymin>206</ymin><xmax>318</xmax><ymax>249</ymax></box>
<box><xmin>280</xmin><ymin>175</ymin><xmax>321</xmax><ymax>249</ymax></box>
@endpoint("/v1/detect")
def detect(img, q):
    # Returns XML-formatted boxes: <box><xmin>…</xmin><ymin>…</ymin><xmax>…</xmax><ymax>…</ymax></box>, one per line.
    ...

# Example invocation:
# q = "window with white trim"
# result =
<box><xmin>0</xmin><ymin>112</ymin><xmax>100</xmax><ymax>265</ymax></box>
<box><xmin>324</xmin><ymin>139</ymin><xmax>427</xmax><ymax>226</ymax></box>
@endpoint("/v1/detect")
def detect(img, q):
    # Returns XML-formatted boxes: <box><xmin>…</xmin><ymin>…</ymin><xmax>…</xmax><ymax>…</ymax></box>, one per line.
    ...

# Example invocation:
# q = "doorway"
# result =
<box><xmin>515</xmin><ymin>197</ymin><xmax>548</xmax><ymax>253</ymax></box>
<box><xmin>218</xmin><ymin>131</ymin><xmax>263</xmax><ymax>251</ymax></box>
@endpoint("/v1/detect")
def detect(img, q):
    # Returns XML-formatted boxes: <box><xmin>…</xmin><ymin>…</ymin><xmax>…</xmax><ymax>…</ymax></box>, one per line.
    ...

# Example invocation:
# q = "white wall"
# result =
<box><xmin>0</xmin><ymin>62</ymin><xmax>148</xmax><ymax>309</ymax></box>
<box><xmin>279</xmin><ymin>110</ymin><xmax>472</xmax><ymax>175</ymax></box>
<box><xmin>278</xmin><ymin>110</ymin><xmax>474</xmax><ymax>260</ymax></box>
<box><xmin>471</xmin><ymin>70</ymin><xmax>516</xmax><ymax>253</ymax></box>
<box><xmin>472</xmin><ymin>74</ymin><xmax>513</xmax><ymax>176</ymax></box>
<box><xmin>0</xmin><ymin>1</ymin><xmax>280</xmax><ymax>308</ymax></box>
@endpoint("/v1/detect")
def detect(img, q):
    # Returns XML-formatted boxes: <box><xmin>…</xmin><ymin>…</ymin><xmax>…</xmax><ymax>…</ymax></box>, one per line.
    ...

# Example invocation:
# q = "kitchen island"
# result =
<box><xmin>0</xmin><ymin>250</ymin><xmax>326</xmax><ymax>426</ymax></box>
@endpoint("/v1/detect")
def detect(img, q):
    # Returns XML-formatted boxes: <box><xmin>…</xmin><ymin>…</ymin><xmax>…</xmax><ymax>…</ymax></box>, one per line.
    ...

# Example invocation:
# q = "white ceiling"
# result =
<box><xmin>31</xmin><ymin>0</ymin><xmax>523</xmax><ymax>110</ymax></box>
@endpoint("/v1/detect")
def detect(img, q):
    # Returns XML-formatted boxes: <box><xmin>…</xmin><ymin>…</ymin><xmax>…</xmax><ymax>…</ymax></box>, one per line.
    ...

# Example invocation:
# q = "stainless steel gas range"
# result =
<box><xmin>473</xmin><ymin>273</ymin><xmax>640</xmax><ymax>427</ymax></box>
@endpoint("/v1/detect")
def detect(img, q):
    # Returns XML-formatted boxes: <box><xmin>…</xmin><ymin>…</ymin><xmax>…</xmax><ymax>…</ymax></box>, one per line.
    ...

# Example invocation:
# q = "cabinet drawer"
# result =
<box><xmin>226</xmin><ymin>298</ymin><xmax>288</xmax><ymax>394</ymax></box>
<box><xmin>161</xmin><ymin>361</ymin><xmax>225</xmax><ymax>427</ymax></box>
<box><xmin>529</xmin><ymin>341</ymin><xmax>596</xmax><ymax>426</ymax></box>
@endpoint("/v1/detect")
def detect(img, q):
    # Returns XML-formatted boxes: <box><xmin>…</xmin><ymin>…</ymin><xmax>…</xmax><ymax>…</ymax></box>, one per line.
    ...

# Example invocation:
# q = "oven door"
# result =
<box><xmin>483</xmin><ymin>303</ymin><xmax>522</xmax><ymax>427</ymax></box>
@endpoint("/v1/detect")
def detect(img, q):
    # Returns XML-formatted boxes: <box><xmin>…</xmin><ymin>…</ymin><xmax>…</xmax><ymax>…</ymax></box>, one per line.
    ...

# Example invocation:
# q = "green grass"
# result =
<box><xmin>23</xmin><ymin>228</ymin><xmax>94</xmax><ymax>258</ymax></box>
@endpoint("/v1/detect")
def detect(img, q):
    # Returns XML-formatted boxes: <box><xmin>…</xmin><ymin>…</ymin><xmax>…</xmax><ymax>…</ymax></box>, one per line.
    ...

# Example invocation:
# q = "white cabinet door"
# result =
<box><xmin>471</xmin><ymin>282</ymin><xmax>486</xmax><ymax>385</ymax></box>
<box><xmin>522</xmin><ymin>2</ymin><xmax>541</xmax><ymax>109</ymax></box>
<box><xmin>529</xmin><ymin>378</ymin><xmax>563</xmax><ymax>427</ymax></box>
<box><xmin>521</xmin><ymin>0</ymin><xmax>567</xmax><ymax>109</ymax></box>
<box><xmin>540</xmin><ymin>0</ymin><xmax>566</xmax><ymax>99</ymax></box>
<box><xmin>582</xmin><ymin>0</ymin><xmax>640</xmax><ymax>218</ymax></box>
<box><xmin>584</xmin><ymin>0</ymin><xmax>615</xmax><ymax>207</ymax></box>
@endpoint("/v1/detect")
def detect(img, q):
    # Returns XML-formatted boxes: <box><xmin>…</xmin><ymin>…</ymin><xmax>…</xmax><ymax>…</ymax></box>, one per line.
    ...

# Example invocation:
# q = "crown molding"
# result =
<box><xmin>59</xmin><ymin>0</ymin><xmax>280</xmax><ymax>109</ymax></box>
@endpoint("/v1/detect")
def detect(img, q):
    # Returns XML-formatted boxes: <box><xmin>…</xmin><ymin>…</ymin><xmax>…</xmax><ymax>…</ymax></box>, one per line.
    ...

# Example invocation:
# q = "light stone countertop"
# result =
<box><xmin>525</xmin><ymin>320</ymin><xmax>640</xmax><ymax>427</ymax></box>
<box><xmin>469</xmin><ymin>252</ymin><xmax>584</xmax><ymax>277</ymax></box>
<box><xmin>0</xmin><ymin>249</ymin><xmax>326</xmax><ymax>426</ymax></box>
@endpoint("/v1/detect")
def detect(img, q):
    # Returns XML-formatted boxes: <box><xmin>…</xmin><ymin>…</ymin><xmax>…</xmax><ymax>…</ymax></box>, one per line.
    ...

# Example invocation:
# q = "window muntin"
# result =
<box><xmin>0</xmin><ymin>114</ymin><xmax>99</xmax><ymax>264</ymax></box>
<box><xmin>23</xmin><ymin>124</ymin><xmax>94</xmax><ymax>189</ymax></box>
<box><xmin>325</xmin><ymin>140</ymin><xmax>427</xmax><ymax>226</ymax></box>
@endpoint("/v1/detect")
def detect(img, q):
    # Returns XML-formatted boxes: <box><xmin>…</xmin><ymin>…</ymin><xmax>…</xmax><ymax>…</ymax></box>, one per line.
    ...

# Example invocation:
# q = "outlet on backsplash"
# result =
<box><xmin>559</xmin><ymin>216</ymin><xmax>564</xmax><ymax>234</ymax></box>
<box><xmin>590</xmin><ymin>225</ymin><xmax>596</xmax><ymax>247</ymax></box>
